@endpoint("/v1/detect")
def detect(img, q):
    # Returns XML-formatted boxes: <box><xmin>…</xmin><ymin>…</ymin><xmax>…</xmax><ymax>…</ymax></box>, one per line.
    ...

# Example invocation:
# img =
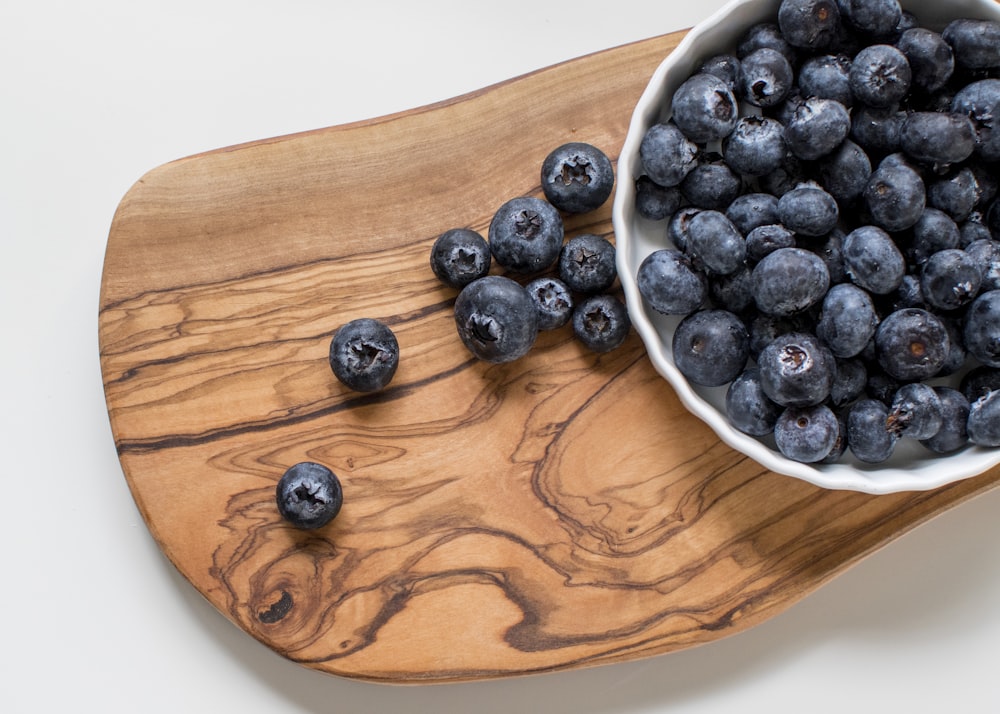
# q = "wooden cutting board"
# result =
<box><xmin>99</xmin><ymin>28</ymin><xmax>1000</xmax><ymax>684</ymax></box>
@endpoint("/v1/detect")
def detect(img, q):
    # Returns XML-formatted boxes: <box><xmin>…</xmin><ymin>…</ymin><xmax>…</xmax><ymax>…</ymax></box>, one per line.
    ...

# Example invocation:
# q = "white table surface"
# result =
<box><xmin>3</xmin><ymin>1</ymin><xmax>999</xmax><ymax>711</ymax></box>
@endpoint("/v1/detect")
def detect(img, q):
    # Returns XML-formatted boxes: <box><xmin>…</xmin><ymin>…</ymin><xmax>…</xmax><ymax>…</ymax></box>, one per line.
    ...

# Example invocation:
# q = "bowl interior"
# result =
<box><xmin>612</xmin><ymin>0</ymin><xmax>1000</xmax><ymax>494</ymax></box>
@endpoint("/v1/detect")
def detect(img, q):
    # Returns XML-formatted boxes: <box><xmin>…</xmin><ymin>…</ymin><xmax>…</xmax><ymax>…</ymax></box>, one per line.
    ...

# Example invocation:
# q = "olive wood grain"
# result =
<box><xmin>99</xmin><ymin>29</ymin><xmax>1000</xmax><ymax>684</ymax></box>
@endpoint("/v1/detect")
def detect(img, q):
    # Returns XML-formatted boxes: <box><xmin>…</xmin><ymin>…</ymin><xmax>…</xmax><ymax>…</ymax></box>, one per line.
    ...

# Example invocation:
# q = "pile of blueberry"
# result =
<box><xmin>634</xmin><ymin>0</ymin><xmax>1000</xmax><ymax>465</ymax></box>
<box><xmin>431</xmin><ymin>141</ymin><xmax>631</xmax><ymax>363</ymax></box>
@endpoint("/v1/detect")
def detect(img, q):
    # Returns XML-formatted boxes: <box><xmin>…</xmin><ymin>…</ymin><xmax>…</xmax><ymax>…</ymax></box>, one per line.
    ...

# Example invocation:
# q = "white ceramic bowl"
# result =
<box><xmin>613</xmin><ymin>0</ymin><xmax>1000</xmax><ymax>494</ymax></box>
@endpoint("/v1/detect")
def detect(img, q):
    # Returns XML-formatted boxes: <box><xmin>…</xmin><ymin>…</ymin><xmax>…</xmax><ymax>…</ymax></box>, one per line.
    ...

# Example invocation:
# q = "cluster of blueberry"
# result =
<box><xmin>433</xmin><ymin>142</ymin><xmax>630</xmax><ymax>363</ymax></box>
<box><xmin>635</xmin><ymin>0</ymin><xmax>1000</xmax><ymax>465</ymax></box>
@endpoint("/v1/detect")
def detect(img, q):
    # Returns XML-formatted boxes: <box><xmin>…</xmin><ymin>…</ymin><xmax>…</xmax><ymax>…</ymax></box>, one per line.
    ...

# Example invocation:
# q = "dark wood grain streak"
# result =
<box><xmin>99</xmin><ymin>29</ymin><xmax>1000</xmax><ymax>684</ymax></box>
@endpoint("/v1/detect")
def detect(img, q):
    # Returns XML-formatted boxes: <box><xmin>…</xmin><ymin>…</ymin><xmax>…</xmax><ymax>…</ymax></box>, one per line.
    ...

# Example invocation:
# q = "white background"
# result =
<box><xmin>3</xmin><ymin>1</ymin><xmax>999</xmax><ymax>711</ymax></box>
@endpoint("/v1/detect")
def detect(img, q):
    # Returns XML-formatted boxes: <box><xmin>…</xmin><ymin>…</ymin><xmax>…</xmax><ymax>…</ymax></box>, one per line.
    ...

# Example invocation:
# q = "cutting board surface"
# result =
<box><xmin>99</xmin><ymin>29</ymin><xmax>1000</xmax><ymax>684</ymax></box>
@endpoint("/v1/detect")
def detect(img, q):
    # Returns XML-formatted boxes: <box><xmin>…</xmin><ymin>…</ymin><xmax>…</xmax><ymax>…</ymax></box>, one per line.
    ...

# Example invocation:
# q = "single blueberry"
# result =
<box><xmin>737</xmin><ymin>48</ymin><xmax>795</xmax><ymax>108</ymax></box>
<box><xmin>635</xmin><ymin>175</ymin><xmax>683</xmax><ymax>221</ymax></box>
<box><xmin>964</xmin><ymin>290</ymin><xmax>1000</xmax><ymax>367</ymax></box>
<box><xmin>454</xmin><ymin>275</ymin><xmax>538</xmax><ymax>363</ymax></box>
<box><xmin>961</xmin><ymin>215</ymin><xmax>994</xmax><ymax>248</ymax></box>
<box><xmin>801</xmin><ymin>228</ymin><xmax>849</xmax><ymax>284</ymax></box>
<box><xmin>746</xmin><ymin>224</ymin><xmax>797</xmax><ymax>264</ymax></box>
<box><xmin>525</xmin><ymin>276</ymin><xmax>574</xmax><ymax>331</ymax></box>
<box><xmin>896</xmin><ymin>28</ymin><xmax>954</xmax><ymax>95</ymax></box>
<box><xmin>671</xmin><ymin>73</ymin><xmax>740</xmax><ymax>144</ymax></box>
<box><xmin>875</xmin><ymin>307</ymin><xmax>950</xmax><ymax>381</ymax></box>
<box><xmin>759</xmin><ymin>151</ymin><xmax>809</xmax><ymax>197</ymax></box>
<box><xmin>784</xmin><ymin>96</ymin><xmax>852</xmax><ymax>161</ymax></box>
<box><xmin>863</xmin><ymin>160</ymin><xmax>926</xmax><ymax>232</ymax></box>
<box><xmin>738</xmin><ymin>22</ymin><xmax>797</xmax><ymax>66</ymax></box>
<box><xmin>887</xmin><ymin>382</ymin><xmax>943</xmax><ymax>440</ymax></box>
<box><xmin>927</xmin><ymin>167</ymin><xmax>978</xmax><ymax>222</ymax></box>
<box><xmin>329</xmin><ymin>318</ymin><xmax>399</xmax><ymax>393</ymax></box>
<box><xmin>966</xmin><ymin>238</ymin><xmax>1000</xmax><ymax>292</ymax></box>
<box><xmin>899</xmin><ymin>111</ymin><xmax>977</xmax><ymax>167</ymax></box>
<box><xmin>667</xmin><ymin>206</ymin><xmax>702</xmax><ymax>253</ymax></box>
<box><xmin>847</xmin><ymin>398</ymin><xmax>897</xmax><ymax>463</ymax></box>
<box><xmin>950</xmin><ymin>79</ymin><xmax>1000</xmax><ymax>162</ymax></box>
<box><xmin>637</xmin><ymin>249</ymin><xmax>707</xmax><ymax>315</ymax></box>
<box><xmin>430</xmin><ymin>228</ymin><xmax>491</xmax><ymax>289</ymax></box>
<box><xmin>777</xmin><ymin>0</ymin><xmax>842</xmax><ymax>51</ymax></box>
<box><xmin>558</xmin><ymin>233</ymin><xmax>617</xmax><ymax>294</ymax></box>
<box><xmin>942</xmin><ymin>19</ymin><xmax>1000</xmax><ymax>71</ymax></box>
<box><xmin>726</xmin><ymin>193</ymin><xmax>780</xmax><ymax>235</ymax></box>
<box><xmin>679</xmin><ymin>156</ymin><xmax>743</xmax><ymax>211</ymax></box>
<box><xmin>488</xmin><ymin>197</ymin><xmax>563</xmax><ymax>274</ymax></box>
<box><xmin>907</xmin><ymin>208</ymin><xmax>961</xmax><ymax>265</ymax></box>
<box><xmin>921</xmin><ymin>387</ymin><xmax>970</xmax><ymax>454</ymax></box>
<box><xmin>798</xmin><ymin>53</ymin><xmax>854</xmax><ymax>106</ymax></box>
<box><xmin>960</xmin><ymin>364</ymin><xmax>1000</xmax><ymax>403</ymax></box>
<box><xmin>540</xmin><ymin>142</ymin><xmax>615</xmax><ymax>214</ymax></box>
<box><xmin>671</xmin><ymin>309</ymin><xmax>750</xmax><ymax>387</ymax></box>
<box><xmin>830</xmin><ymin>357</ymin><xmax>868</xmax><ymax>408</ymax></box>
<box><xmin>751</xmin><ymin>247</ymin><xmax>831</xmax><ymax>317</ymax></box>
<box><xmin>849</xmin><ymin>44</ymin><xmax>912</xmax><ymax>108</ymax></box>
<box><xmin>967</xmin><ymin>390</ymin><xmax>1000</xmax><ymax>447</ymax></box>
<box><xmin>276</xmin><ymin>462</ymin><xmax>343</xmax><ymax>530</ymax></box>
<box><xmin>572</xmin><ymin>294</ymin><xmax>630</xmax><ymax>353</ymax></box>
<box><xmin>775</xmin><ymin>404</ymin><xmax>841</xmax><ymax>463</ymax></box>
<box><xmin>777</xmin><ymin>183</ymin><xmax>840</xmax><ymax>237</ymax></box>
<box><xmin>699</xmin><ymin>54</ymin><xmax>742</xmax><ymax>92</ymax></box>
<box><xmin>685</xmin><ymin>210</ymin><xmax>747</xmax><ymax>275</ymax></box>
<box><xmin>815</xmin><ymin>139</ymin><xmax>872</xmax><ymax>205</ymax></box>
<box><xmin>816</xmin><ymin>282</ymin><xmax>879</xmax><ymax>358</ymax></box>
<box><xmin>757</xmin><ymin>331</ymin><xmax>836</xmax><ymax>407</ymax></box>
<box><xmin>722</xmin><ymin>115</ymin><xmax>787</xmax><ymax>177</ymax></box>
<box><xmin>639</xmin><ymin>121</ymin><xmax>699</xmax><ymax>188</ymax></box>
<box><xmin>726</xmin><ymin>368</ymin><xmax>783</xmax><ymax>436</ymax></box>
<box><xmin>836</xmin><ymin>0</ymin><xmax>901</xmax><ymax>37</ymax></box>
<box><xmin>709</xmin><ymin>267</ymin><xmax>755</xmax><ymax>315</ymax></box>
<box><xmin>920</xmin><ymin>247</ymin><xmax>982</xmax><ymax>311</ymax></box>
<box><xmin>850</xmin><ymin>104</ymin><xmax>905</xmax><ymax>156</ymax></box>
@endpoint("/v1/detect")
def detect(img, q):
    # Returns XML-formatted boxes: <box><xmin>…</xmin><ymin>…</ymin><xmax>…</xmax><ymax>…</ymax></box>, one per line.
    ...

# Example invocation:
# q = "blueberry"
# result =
<box><xmin>759</xmin><ymin>151</ymin><xmax>809</xmax><ymax>197</ymax></box>
<box><xmin>960</xmin><ymin>364</ymin><xmax>1000</xmax><ymax>402</ymax></box>
<box><xmin>671</xmin><ymin>309</ymin><xmax>750</xmax><ymax>387</ymax></box>
<box><xmin>635</xmin><ymin>175</ymin><xmax>683</xmax><ymax>221</ymax></box>
<box><xmin>921</xmin><ymin>387</ymin><xmax>970</xmax><ymax>454</ymax></box>
<box><xmin>572</xmin><ymin>294</ymin><xmax>630</xmax><ymax>353</ymax></box>
<box><xmin>866</xmin><ymin>366</ymin><xmax>901</xmax><ymax>406</ymax></box>
<box><xmin>639</xmin><ymin>121</ymin><xmax>699</xmax><ymax>188</ymax></box>
<box><xmin>276</xmin><ymin>462</ymin><xmax>343</xmax><ymax>530</ymax></box>
<box><xmin>757</xmin><ymin>331</ymin><xmax>836</xmax><ymax>407</ymax></box>
<box><xmin>685</xmin><ymin>210</ymin><xmax>746</xmax><ymax>275</ymax></box>
<box><xmin>698</xmin><ymin>54</ymin><xmax>742</xmax><ymax>91</ymax></box>
<box><xmin>328</xmin><ymin>318</ymin><xmax>399</xmax><ymax>393</ymax></box>
<box><xmin>963</xmin><ymin>290</ymin><xmax>1000</xmax><ymax>367</ymax></box>
<box><xmin>874</xmin><ymin>307</ymin><xmax>950</xmax><ymax>381</ymax></box>
<box><xmin>798</xmin><ymin>54</ymin><xmax>854</xmax><ymax>106</ymax></box>
<box><xmin>919</xmin><ymin>247</ymin><xmax>982</xmax><ymax>311</ymax></box>
<box><xmin>540</xmin><ymin>142</ymin><xmax>615</xmax><ymax>214</ymax></box>
<box><xmin>637</xmin><ymin>249</ymin><xmax>707</xmax><ymax>315</ymax></box>
<box><xmin>895</xmin><ymin>28</ymin><xmax>954</xmax><ymax>95</ymax></box>
<box><xmin>748</xmin><ymin>312</ymin><xmax>809</xmax><ymax>360</ymax></box>
<box><xmin>709</xmin><ymin>267</ymin><xmax>755</xmax><ymax>315</ymax></box>
<box><xmin>966</xmin><ymin>238</ymin><xmax>1000</xmax><ymax>292</ymax></box>
<box><xmin>429</xmin><ymin>228</ymin><xmax>491</xmax><ymax>289</ymax></box>
<box><xmin>722</xmin><ymin>115</ymin><xmax>787</xmax><ymax>176</ymax></box>
<box><xmin>777</xmin><ymin>0</ymin><xmax>842</xmax><ymax>51</ymax></box>
<box><xmin>849</xmin><ymin>44</ymin><xmax>912</xmax><ymax>108</ymax></box>
<box><xmin>777</xmin><ymin>183</ymin><xmax>840</xmax><ymax>237</ymax></box>
<box><xmin>751</xmin><ymin>247</ymin><xmax>831</xmax><ymax>317</ymax></box>
<box><xmin>671</xmin><ymin>73</ymin><xmax>740</xmax><ymax>144</ymax></box>
<box><xmin>927</xmin><ymin>167</ymin><xmax>978</xmax><ymax>222</ymax></box>
<box><xmin>961</xmin><ymin>215</ymin><xmax>994</xmax><ymax>247</ymax></box>
<box><xmin>942</xmin><ymin>19</ymin><xmax>1000</xmax><ymax>71</ymax></box>
<box><xmin>775</xmin><ymin>404</ymin><xmax>841</xmax><ymax>462</ymax></box>
<box><xmin>737</xmin><ymin>48</ymin><xmax>795</xmax><ymax>108</ymax></box>
<box><xmin>887</xmin><ymin>382</ymin><xmax>943</xmax><ymax>440</ymax></box>
<box><xmin>801</xmin><ymin>228</ymin><xmax>848</xmax><ymax>284</ymax></box>
<box><xmin>816</xmin><ymin>282</ymin><xmax>879</xmax><ymax>358</ymax></box>
<box><xmin>667</xmin><ymin>206</ymin><xmax>702</xmax><ymax>252</ymax></box>
<box><xmin>726</xmin><ymin>192</ymin><xmax>780</xmax><ymax>235</ymax></box>
<box><xmin>899</xmin><ymin>111</ymin><xmax>976</xmax><ymax>167</ymax></box>
<box><xmin>863</xmin><ymin>160</ymin><xmax>926</xmax><ymax>232</ymax></box>
<box><xmin>950</xmin><ymin>79</ymin><xmax>1000</xmax><ymax>162</ymax></box>
<box><xmin>783</xmin><ymin>96</ymin><xmax>852</xmax><ymax>160</ymax></box>
<box><xmin>850</xmin><ymin>103</ymin><xmax>905</xmax><ymax>156</ymax></box>
<box><xmin>746</xmin><ymin>224</ymin><xmax>797</xmax><ymax>263</ymax></box>
<box><xmin>907</xmin><ymin>208</ymin><xmax>961</xmax><ymax>265</ymax></box>
<box><xmin>488</xmin><ymin>197</ymin><xmax>563</xmax><ymax>273</ymax></box>
<box><xmin>937</xmin><ymin>314</ymin><xmax>967</xmax><ymax>378</ymax></box>
<box><xmin>679</xmin><ymin>156</ymin><xmax>743</xmax><ymax>211</ymax></box>
<box><xmin>726</xmin><ymin>368</ymin><xmax>783</xmax><ymax>436</ymax></box>
<box><xmin>836</xmin><ymin>0</ymin><xmax>901</xmax><ymax>37</ymax></box>
<box><xmin>821</xmin><ymin>410</ymin><xmax>850</xmax><ymax>463</ymax></box>
<box><xmin>525</xmin><ymin>276</ymin><xmax>574</xmax><ymax>331</ymax></box>
<box><xmin>830</xmin><ymin>357</ymin><xmax>868</xmax><ymax>408</ymax></box>
<box><xmin>967</xmin><ymin>390</ymin><xmax>1000</xmax><ymax>447</ymax></box>
<box><xmin>847</xmin><ymin>398</ymin><xmax>898</xmax><ymax>463</ymax></box>
<box><xmin>843</xmin><ymin>224</ymin><xmax>907</xmax><ymax>294</ymax></box>
<box><xmin>738</xmin><ymin>22</ymin><xmax>798</xmax><ymax>66</ymax></box>
<box><xmin>454</xmin><ymin>275</ymin><xmax>538</xmax><ymax>363</ymax></box>
<box><xmin>815</xmin><ymin>139</ymin><xmax>872</xmax><ymax>205</ymax></box>
<box><xmin>558</xmin><ymin>233</ymin><xmax>617</xmax><ymax>294</ymax></box>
